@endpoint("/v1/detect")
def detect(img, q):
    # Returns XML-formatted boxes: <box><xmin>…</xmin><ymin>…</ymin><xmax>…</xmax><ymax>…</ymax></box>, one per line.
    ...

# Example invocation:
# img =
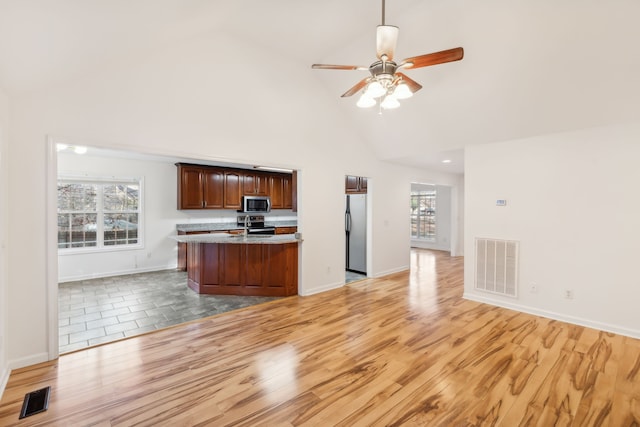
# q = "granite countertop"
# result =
<box><xmin>176</xmin><ymin>220</ymin><xmax>297</xmax><ymax>232</ymax></box>
<box><xmin>171</xmin><ymin>233</ymin><xmax>301</xmax><ymax>245</ymax></box>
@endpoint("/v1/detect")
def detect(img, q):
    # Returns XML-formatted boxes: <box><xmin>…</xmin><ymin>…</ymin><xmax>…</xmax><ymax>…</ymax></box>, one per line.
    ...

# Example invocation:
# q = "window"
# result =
<box><xmin>411</xmin><ymin>188</ymin><xmax>436</xmax><ymax>240</ymax></box>
<box><xmin>58</xmin><ymin>177</ymin><xmax>141</xmax><ymax>250</ymax></box>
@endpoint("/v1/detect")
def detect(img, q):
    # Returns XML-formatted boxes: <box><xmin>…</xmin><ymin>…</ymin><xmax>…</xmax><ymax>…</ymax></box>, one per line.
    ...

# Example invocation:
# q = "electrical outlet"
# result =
<box><xmin>564</xmin><ymin>289</ymin><xmax>574</xmax><ymax>299</ymax></box>
<box><xmin>530</xmin><ymin>283</ymin><xmax>538</xmax><ymax>294</ymax></box>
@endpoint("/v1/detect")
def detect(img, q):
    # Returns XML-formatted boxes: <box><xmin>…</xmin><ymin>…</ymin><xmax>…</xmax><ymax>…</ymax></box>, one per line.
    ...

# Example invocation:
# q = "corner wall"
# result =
<box><xmin>0</xmin><ymin>87</ymin><xmax>10</xmax><ymax>396</ymax></box>
<box><xmin>464</xmin><ymin>122</ymin><xmax>640</xmax><ymax>337</ymax></box>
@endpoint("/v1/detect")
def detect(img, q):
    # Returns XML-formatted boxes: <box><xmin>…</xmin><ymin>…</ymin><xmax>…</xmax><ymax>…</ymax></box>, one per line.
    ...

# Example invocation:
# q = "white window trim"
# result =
<box><xmin>57</xmin><ymin>174</ymin><xmax>144</xmax><ymax>255</ymax></box>
<box><xmin>411</xmin><ymin>190</ymin><xmax>437</xmax><ymax>242</ymax></box>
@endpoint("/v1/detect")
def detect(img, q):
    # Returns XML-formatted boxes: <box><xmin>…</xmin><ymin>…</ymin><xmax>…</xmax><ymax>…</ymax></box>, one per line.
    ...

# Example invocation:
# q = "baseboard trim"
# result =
<box><xmin>8</xmin><ymin>352</ymin><xmax>50</xmax><ymax>371</ymax></box>
<box><xmin>299</xmin><ymin>281</ymin><xmax>343</xmax><ymax>297</ymax></box>
<box><xmin>463</xmin><ymin>292</ymin><xmax>640</xmax><ymax>340</ymax></box>
<box><xmin>58</xmin><ymin>265</ymin><xmax>177</xmax><ymax>283</ymax></box>
<box><xmin>0</xmin><ymin>365</ymin><xmax>10</xmax><ymax>400</ymax></box>
<box><xmin>372</xmin><ymin>265</ymin><xmax>409</xmax><ymax>278</ymax></box>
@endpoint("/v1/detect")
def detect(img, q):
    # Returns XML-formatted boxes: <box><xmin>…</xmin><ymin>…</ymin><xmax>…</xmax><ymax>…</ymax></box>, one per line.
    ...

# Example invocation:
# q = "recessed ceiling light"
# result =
<box><xmin>441</xmin><ymin>159</ymin><xmax>452</xmax><ymax>163</ymax></box>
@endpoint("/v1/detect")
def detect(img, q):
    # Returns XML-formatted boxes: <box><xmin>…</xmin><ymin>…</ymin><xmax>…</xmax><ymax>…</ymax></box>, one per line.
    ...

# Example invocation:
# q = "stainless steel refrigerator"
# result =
<box><xmin>345</xmin><ymin>194</ymin><xmax>367</xmax><ymax>274</ymax></box>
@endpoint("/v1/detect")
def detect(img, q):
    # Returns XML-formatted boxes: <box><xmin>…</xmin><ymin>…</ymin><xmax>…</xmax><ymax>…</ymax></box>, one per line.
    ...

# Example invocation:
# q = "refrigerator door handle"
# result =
<box><xmin>345</xmin><ymin>212</ymin><xmax>351</xmax><ymax>232</ymax></box>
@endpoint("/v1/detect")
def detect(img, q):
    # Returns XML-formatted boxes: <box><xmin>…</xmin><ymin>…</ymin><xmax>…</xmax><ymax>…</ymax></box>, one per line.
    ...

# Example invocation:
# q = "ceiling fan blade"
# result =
<box><xmin>312</xmin><ymin>64</ymin><xmax>368</xmax><ymax>71</ymax></box>
<box><xmin>376</xmin><ymin>25</ymin><xmax>399</xmax><ymax>60</ymax></box>
<box><xmin>396</xmin><ymin>72</ymin><xmax>422</xmax><ymax>93</ymax></box>
<box><xmin>341</xmin><ymin>78</ymin><xmax>370</xmax><ymax>97</ymax></box>
<box><xmin>399</xmin><ymin>47</ymin><xmax>464</xmax><ymax>69</ymax></box>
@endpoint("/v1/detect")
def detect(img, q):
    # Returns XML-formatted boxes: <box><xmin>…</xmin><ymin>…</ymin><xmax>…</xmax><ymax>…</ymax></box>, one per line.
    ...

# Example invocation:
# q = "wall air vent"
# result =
<box><xmin>475</xmin><ymin>238</ymin><xmax>519</xmax><ymax>297</ymax></box>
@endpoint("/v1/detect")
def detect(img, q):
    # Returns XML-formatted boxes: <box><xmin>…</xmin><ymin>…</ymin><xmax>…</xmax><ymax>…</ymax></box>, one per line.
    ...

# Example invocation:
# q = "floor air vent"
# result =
<box><xmin>19</xmin><ymin>386</ymin><xmax>50</xmax><ymax>419</ymax></box>
<box><xmin>475</xmin><ymin>238</ymin><xmax>519</xmax><ymax>297</ymax></box>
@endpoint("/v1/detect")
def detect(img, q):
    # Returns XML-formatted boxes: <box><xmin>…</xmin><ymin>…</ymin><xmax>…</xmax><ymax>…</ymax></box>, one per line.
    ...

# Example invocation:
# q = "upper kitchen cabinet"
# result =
<box><xmin>242</xmin><ymin>172</ymin><xmax>269</xmax><ymax>196</ymax></box>
<box><xmin>177</xmin><ymin>163</ymin><xmax>238</xmax><ymax>210</ymax></box>
<box><xmin>177</xmin><ymin>163</ymin><xmax>295</xmax><ymax>210</ymax></box>
<box><xmin>270</xmin><ymin>174</ymin><xmax>293</xmax><ymax>209</ymax></box>
<box><xmin>223</xmin><ymin>170</ymin><xmax>242</xmax><ymax>209</ymax></box>
<box><xmin>346</xmin><ymin>175</ymin><xmax>367</xmax><ymax>194</ymax></box>
<box><xmin>177</xmin><ymin>164</ymin><xmax>225</xmax><ymax>209</ymax></box>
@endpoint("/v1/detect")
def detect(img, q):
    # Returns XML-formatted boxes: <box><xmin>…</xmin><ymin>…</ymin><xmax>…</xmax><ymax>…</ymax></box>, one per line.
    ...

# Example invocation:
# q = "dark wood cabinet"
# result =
<box><xmin>242</xmin><ymin>172</ymin><xmax>269</xmax><ymax>196</ymax></box>
<box><xmin>187</xmin><ymin>242</ymin><xmax>298</xmax><ymax>296</ymax></box>
<box><xmin>203</xmin><ymin>168</ymin><xmax>224</xmax><ymax>209</ymax></box>
<box><xmin>270</xmin><ymin>174</ymin><xmax>293</xmax><ymax>209</ymax></box>
<box><xmin>177</xmin><ymin>164</ymin><xmax>226</xmax><ymax>209</ymax></box>
<box><xmin>177</xmin><ymin>165</ymin><xmax>206</xmax><ymax>209</ymax></box>
<box><xmin>275</xmin><ymin>226</ymin><xmax>297</xmax><ymax>235</ymax></box>
<box><xmin>177</xmin><ymin>163</ymin><xmax>294</xmax><ymax>210</ymax></box>
<box><xmin>223</xmin><ymin>171</ymin><xmax>242</xmax><ymax>209</ymax></box>
<box><xmin>346</xmin><ymin>175</ymin><xmax>368</xmax><ymax>194</ymax></box>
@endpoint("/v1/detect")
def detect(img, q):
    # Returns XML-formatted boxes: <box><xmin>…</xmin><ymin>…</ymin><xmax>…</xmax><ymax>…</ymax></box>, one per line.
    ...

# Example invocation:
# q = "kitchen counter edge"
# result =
<box><xmin>176</xmin><ymin>221</ymin><xmax>297</xmax><ymax>232</ymax></box>
<box><xmin>170</xmin><ymin>234</ymin><xmax>302</xmax><ymax>245</ymax></box>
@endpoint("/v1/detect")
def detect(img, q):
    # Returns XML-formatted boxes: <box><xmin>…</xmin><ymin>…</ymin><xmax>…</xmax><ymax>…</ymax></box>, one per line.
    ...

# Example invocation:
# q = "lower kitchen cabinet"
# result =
<box><xmin>186</xmin><ymin>241</ymin><xmax>298</xmax><ymax>297</ymax></box>
<box><xmin>275</xmin><ymin>226</ymin><xmax>297</xmax><ymax>235</ymax></box>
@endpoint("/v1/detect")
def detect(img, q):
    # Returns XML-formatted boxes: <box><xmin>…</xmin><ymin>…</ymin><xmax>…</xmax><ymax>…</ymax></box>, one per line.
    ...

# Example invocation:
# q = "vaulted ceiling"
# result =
<box><xmin>1</xmin><ymin>0</ymin><xmax>639</xmax><ymax>173</ymax></box>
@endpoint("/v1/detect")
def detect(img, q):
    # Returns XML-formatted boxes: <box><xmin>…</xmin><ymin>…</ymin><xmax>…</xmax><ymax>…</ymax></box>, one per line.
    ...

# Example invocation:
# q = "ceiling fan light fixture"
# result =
<box><xmin>356</xmin><ymin>94</ymin><xmax>376</xmax><ymax>108</ymax></box>
<box><xmin>380</xmin><ymin>95</ymin><xmax>400</xmax><ymax>109</ymax></box>
<box><xmin>365</xmin><ymin>80</ymin><xmax>386</xmax><ymax>98</ymax></box>
<box><xmin>393</xmin><ymin>82</ymin><xmax>413</xmax><ymax>99</ymax></box>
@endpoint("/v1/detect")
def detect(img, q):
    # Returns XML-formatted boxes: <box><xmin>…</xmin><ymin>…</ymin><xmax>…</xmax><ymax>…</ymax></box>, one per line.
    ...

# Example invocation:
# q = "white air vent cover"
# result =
<box><xmin>475</xmin><ymin>238</ymin><xmax>519</xmax><ymax>297</ymax></box>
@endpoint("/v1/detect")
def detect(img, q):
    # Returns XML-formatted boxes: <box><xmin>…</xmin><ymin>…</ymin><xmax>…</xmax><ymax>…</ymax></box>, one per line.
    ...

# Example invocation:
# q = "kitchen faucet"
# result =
<box><xmin>243</xmin><ymin>215</ymin><xmax>252</xmax><ymax>236</ymax></box>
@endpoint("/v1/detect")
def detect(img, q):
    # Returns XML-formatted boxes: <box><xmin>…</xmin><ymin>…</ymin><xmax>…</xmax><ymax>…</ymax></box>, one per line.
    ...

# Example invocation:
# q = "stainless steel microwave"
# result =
<box><xmin>241</xmin><ymin>196</ymin><xmax>271</xmax><ymax>213</ymax></box>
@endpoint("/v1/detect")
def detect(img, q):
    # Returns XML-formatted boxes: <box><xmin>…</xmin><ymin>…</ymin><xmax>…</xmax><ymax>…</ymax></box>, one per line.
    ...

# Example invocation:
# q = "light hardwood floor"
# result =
<box><xmin>1</xmin><ymin>249</ymin><xmax>640</xmax><ymax>426</ymax></box>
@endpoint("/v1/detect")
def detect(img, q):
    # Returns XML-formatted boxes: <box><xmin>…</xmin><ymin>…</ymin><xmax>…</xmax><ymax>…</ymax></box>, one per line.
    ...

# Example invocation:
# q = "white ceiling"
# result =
<box><xmin>2</xmin><ymin>0</ymin><xmax>640</xmax><ymax>173</ymax></box>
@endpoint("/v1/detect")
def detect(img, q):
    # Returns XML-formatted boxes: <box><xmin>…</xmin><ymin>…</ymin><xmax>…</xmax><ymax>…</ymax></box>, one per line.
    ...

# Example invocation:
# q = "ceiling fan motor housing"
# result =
<box><xmin>369</xmin><ymin>60</ymin><xmax>397</xmax><ymax>79</ymax></box>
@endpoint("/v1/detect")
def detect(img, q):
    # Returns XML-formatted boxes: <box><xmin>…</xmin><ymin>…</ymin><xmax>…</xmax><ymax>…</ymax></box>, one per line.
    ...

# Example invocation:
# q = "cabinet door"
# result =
<box><xmin>270</xmin><ymin>175</ymin><xmax>284</xmax><ymax>209</ymax></box>
<box><xmin>255</xmin><ymin>173</ymin><xmax>269</xmax><ymax>196</ymax></box>
<box><xmin>282</xmin><ymin>175</ymin><xmax>293</xmax><ymax>209</ymax></box>
<box><xmin>178</xmin><ymin>165</ymin><xmax>204</xmax><ymax>209</ymax></box>
<box><xmin>224</xmin><ymin>171</ymin><xmax>242</xmax><ymax>209</ymax></box>
<box><xmin>345</xmin><ymin>175</ymin><xmax>360</xmax><ymax>193</ymax></box>
<box><xmin>242</xmin><ymin>173</ymin><xmax>257</xmax><ymax>196</ymax></box>
<box><xmin>345</xmin><ymin>175</ymin><xmax>367</xmax><ymax>194</ymax></box>
<box><xmin>359</xmin><ymin>177</ymin><xmax>367</xmax><ymax>193</ymax></box>
<box><xmin>243</xmin><ymin>172</ymin><xmax>269</xmax><ymax>196</ymax></box>
<box><xmin>203</xmin><ymin>168</ymin><xmax>224</xmax><ymax>209</ymax></box>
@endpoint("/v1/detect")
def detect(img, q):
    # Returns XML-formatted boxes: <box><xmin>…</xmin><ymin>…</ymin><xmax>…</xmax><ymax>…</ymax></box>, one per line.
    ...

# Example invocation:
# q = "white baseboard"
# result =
<box><xmin>372</xmin><ymin>265</ymin><xmax>409</xmax><ymax>278</ymax></box>
<box><xmin>299</xmin><ymin>280</ymin><xmax>344</xmax><ymax>297</ymax></box>
<box><xmin>0</xmin><ymin>364</ymin><xmax>10</xmax><ymax>400</ymax></box>
<box><xmin>463</xmin><ymin>292</ymin><xmax>640</xmax><ymax>340</ymax></box>
<box><xmin>58</xmin><ymin>265</ymin><xmax>177</xmax><ymax>283</ymax></box>
<box><xmin>8</xmin><ymin>352</ymin><xmax>50</xmax><ymax>371</ymax></box>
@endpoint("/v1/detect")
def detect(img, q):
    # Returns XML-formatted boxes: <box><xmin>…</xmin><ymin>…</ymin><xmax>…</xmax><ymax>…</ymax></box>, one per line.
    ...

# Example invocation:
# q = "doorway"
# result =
<box><xmin>48</xmin><ymin>139</ymin><xmax>300</xmax><ymax>356</ymax></box>
<box><xmin>345</xmin><ymin>175</ymin><xmax>368</xmax><ymax>284</ymax></box>
<box><xmin>410</xmin><ymin>183</ymin><xmax>453</xmax><ymax>253</ymax></box>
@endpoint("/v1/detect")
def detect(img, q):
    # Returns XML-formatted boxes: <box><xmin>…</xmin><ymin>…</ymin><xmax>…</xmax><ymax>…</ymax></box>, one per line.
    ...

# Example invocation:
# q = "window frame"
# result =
<box><xmin>57</xmin><ymin>175</ymin><xmax>144</xmax><ymax>255</ymax></box>
<box><xmin>410</xmin><ymin>189</ymin><xmax>437</xmax><ymax>242</ymax></box>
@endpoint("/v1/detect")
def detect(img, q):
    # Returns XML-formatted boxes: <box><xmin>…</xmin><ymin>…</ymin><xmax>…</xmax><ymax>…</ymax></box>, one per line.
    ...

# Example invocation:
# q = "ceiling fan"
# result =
<box><xmin>312</xmin><ymin>0</ymin><xmax>463</xmax><ymax>110</ymax></box>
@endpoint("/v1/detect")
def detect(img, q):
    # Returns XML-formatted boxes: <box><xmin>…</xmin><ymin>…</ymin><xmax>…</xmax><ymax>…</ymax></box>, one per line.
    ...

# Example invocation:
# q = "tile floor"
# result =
<box><xmin>345</xmin><ymin>270</ymin><xmax>367</xmax><ymax>284</ymax></box>
<box><xmin>58</xmin><ymin>270</ymin><xmax>281</xmax><ymax>354</ymax></box>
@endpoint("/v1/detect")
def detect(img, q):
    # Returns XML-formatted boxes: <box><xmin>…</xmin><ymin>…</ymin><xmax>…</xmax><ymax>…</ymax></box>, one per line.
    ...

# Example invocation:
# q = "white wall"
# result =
<box><xmin>58</xmin><ymin>153</ymin><xmax>181</xmax><ymax>281</ymax></box>
<box><xmin>464</xmin><ymin>122</ymin><xmax>640</xmax><ymax>338</ymax></box>
<box><xmin>0</xmin><ymin>86</ymin><xmax>9</xmax><ymax>395</ymax></box>
<box><xmin>5</xmin><ymin>30</ymin><xmax>463</xmax><ymax>368</ymax></box>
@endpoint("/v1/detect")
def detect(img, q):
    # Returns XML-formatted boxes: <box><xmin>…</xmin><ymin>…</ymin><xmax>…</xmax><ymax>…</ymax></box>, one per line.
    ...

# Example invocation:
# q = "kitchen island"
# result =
<box><xmin>172</xmin><ymin>233</ymin><xmax>301</xmax><ymax>297</ymax></box>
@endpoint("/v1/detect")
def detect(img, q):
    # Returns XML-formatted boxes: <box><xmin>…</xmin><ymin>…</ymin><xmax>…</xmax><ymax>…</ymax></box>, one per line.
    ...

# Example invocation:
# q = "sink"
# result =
<box><xmin>228</xmin><ymin>234</ymin><xmax>272</xmax><ymax>239</ymax></box>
